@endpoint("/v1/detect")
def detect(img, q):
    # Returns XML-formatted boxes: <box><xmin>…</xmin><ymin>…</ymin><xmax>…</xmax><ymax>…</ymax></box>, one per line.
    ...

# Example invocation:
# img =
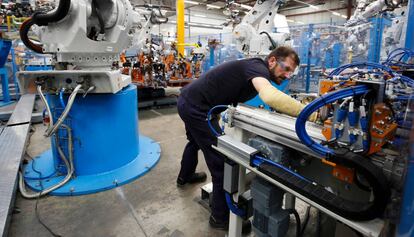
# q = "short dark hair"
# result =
<box><xmin>266</xmin><ymin>46</ymin><xmax>300</xmax><ymax>66</ymax></box>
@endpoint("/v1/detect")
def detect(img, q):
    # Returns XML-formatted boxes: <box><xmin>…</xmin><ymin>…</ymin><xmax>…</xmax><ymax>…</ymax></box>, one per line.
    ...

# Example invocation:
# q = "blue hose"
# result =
<box><xmin>59</xmin><ymin>89</ymin><xmax>66</xmax><ymax>108</ymax></box>
<box><xmin>207</xmin><ymin>105</ymin><xmax>228</xmax><ymax>137</ymax></box>
<box><xmin>295</xmin><ymin>85</ymin><xmax>371</xmax><ymax>157</ymax></box>
<box><xmin>225</xmin><ymin>193</ymin><xmax>246</xmax><ymax>217</ymax></box>
<box><xmin>253</xmin><ymin>155</ymin><xmax>311</xmax><ymax>182</ymax></box>
<box><xmin>329</xmin><ymin>62</ymin><xmax>395</xmax><ymax>77</ymax></box>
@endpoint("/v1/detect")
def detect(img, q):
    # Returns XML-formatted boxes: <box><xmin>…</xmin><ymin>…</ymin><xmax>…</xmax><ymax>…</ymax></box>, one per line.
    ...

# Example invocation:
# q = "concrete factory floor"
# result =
<box><xmin>8</xmin><ymin>105</ymin><xmax>321</xmax><ymax>237</ymax></box>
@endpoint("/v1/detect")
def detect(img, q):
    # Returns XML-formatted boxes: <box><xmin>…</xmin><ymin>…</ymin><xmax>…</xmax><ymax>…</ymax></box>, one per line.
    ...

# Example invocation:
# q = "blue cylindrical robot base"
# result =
<box><xmin>23</xmin><ymin>85</ymin><xmax>161</xmax><ymax>195</ymax></box>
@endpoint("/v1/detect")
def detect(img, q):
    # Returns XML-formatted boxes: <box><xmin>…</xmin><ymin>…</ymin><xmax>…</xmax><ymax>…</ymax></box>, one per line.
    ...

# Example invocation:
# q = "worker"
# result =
<box><xmin>176</xmin><ymin>46</ymin><xmax>316</xmax><ymax>231</ymax></box>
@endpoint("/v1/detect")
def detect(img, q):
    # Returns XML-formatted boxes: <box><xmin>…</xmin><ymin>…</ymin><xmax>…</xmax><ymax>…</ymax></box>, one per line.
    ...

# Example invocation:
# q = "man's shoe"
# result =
<box><xmin>187</xmin><ymin>172</ymin><xmax>207</xmax><ymax>184</ymax></box>
<box><xmin>209</xmin><ymin>215</ymin><xmax>252</xmax><ymax>234</ymax></box>
<box><xmin>176</xmin><ymin>172</ymin><xmax>207</xmax><ymax>187</ymax></box>
<box><xmin>209</xmin><ymin>215</ymin><xmax>228</xmax><ymax>230</ymax></box>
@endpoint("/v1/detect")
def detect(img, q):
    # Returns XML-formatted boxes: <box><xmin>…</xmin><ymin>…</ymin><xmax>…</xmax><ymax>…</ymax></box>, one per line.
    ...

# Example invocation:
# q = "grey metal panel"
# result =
<box><xmin>7</xmin><ymin>94</ymin><xmax>36</xmax><ymax>126</ymax></box>
<box><xmin>0</xmin><ymin>111</ymin><xmax>43</xmax><ymax>124</ymax></box>
<box><xmin>0</xmin><ymin>124</ymin><xmax>31</xmax><ymax>237</ymax></box>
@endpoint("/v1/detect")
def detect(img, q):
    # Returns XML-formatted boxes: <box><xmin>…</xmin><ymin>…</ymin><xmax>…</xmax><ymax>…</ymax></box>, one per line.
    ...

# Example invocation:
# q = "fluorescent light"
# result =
<box><xmin>309</xmin><ymin>5</ymin><xmax>319</xmax><ymax>10</ymax></box>
<box><xmin>341</xmin><ymin>14</ymin><xmax>348</xmax><ymax>18</ymax></box>
<box><xmin>184</xmin><ymin>0</ymin><xmax>199</xmax><ymax>5</ymax></box>
<box><xmin>240</xmin><ymin>4</ymin><xmax>253</xmax><ymax>10</ymax></box>
<box><xmin>286</xmin><ymin>19</ymin><xmax>295</xmax><ymax>23</ymax></box>
<box><xmin>332</xmin><ymin>11</ymin><xmax>341</xmax><ymax>16</ymax></box>
<box><xmin>194</xmin><ymin>14</ymin><xmax>206</xmax><ymax>17</ymax></box>
<box><xmin>169</xmin><ymin>20</ymin><xmax>177</xmax><ymax>23</ymax></box>
<box><xmin>206</xmin><ymin>4</ymin><xmax>221</xmax><ymax>9</ymax></box>
<box><xmin>296</xmin><ymin>21</ymin><xmax>304</xmax><ymax>24</ymax></box>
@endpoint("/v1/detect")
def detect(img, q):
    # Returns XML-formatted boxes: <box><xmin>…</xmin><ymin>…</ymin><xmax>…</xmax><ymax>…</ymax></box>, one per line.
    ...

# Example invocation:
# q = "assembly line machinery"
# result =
<box><xmin>203</xmin><ymin>1</ymin><xmax>414</xmax><ymax>236</ymax></box>
<box><xmin>16</xmin><ymin>0</ymin><xmax>161</xmax><ymax>196</ymax></box>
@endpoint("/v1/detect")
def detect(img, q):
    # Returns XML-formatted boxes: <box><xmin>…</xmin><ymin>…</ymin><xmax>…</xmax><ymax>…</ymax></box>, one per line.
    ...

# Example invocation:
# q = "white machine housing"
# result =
<box><xmin>233</xmin><ymin>0</ymin><xmax>290</xmax><ymax>57</ymax></box>
<box><xmin>18</xmin><ymin>0</ymin><xmax>142</xmax><ymax>94</ymax></box>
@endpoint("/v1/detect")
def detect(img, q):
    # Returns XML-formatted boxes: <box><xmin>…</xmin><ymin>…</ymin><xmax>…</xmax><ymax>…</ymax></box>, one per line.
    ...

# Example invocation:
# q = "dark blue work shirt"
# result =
<box><xmin>180</xmin><ymin>58</ymin><xmax>270</xmax><ymax>111</ymax></box>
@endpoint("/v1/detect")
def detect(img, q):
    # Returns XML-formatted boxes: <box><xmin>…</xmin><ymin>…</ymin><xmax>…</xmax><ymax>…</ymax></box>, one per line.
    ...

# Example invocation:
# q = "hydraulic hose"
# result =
<box><xmin>20</xmin><ymin>18</ymin><xmax>43</xmax><ymax>54</ymax></box>
<box><xmin>19</xmin><ymin>124</ymin><xmax>74</xmax><ymax>198</ymax></box>
<box><xmin>20</xmin><ymin>0</ymin><xmax>71</xmax><ymax>53</ymax></box>
<box><xmin>45</xmin><ymin>84</ymin><xmax>82</xmax><ymax>137</ymax></box>
<box><xmin>329</xmin><ymin>62</ymin><xmax>395</xmax><ymax>77</ymax></box>
<box><xmin>59</xmin><ymin>88</ymin><xmax>66</xmax><ymax>108</ymax></box>
<box><xmin>207</xmin><ymin>105</ymin><xmax>229</xmax><ymax>137</ymax></box>
<box><xmin>260</xmin><ymin>31</ymin><xmax>277</xmax><ymax>50</ymax></box>
<box><xmin>32</xmin><ymin>0</ymin><xmax>71</xmax><ymax>26</ymax></box>
<box><xmin>37</xmin><ymin>85</ymin><xmax>54</xmax><ymax>129</ymax></box>
<box><xmin>225</xmin><ymin>193</ymin><xmax>246</xmax><ymax>218</ymax></box>
<box><xmin>290</xmin><ymin>85</ymin><xmax>390</xmax><ymax>220</ymax></box>
<box><xmin>92</xmin><ymin>0</ymin><xmax>105</xmax><ymax>34</ymax></box>
<box><xmin>295</xmin><ymin>85</ymin><xmax>371</xmax><ymax>157</ymax></box>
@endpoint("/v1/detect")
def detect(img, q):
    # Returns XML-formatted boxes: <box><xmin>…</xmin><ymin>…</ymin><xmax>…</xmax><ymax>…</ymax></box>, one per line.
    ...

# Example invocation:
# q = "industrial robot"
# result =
<box><xmin>233</xmin><ymin>0</ymin><xmax>291</xmax><ymax>57</ymax></box>
<box><xmin>17</xmin><ymin>0</ymin><xmax>161</xmax><ymax>197</ymax></box>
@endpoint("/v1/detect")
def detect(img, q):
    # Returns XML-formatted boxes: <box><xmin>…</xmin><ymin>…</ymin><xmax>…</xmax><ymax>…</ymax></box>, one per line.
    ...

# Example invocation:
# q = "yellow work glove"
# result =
<box><xmin>258</xmin><ymin>85</ymin><xmax>317</xmax><ymax>122</ymax></box>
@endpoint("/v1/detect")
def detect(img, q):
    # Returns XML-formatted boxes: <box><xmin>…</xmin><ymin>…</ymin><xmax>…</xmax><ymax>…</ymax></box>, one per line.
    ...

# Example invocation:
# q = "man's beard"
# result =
<box><xmin>269</xmin><ymin>66</ymin><xmax>285</xmax><ymax>85</ymax></box>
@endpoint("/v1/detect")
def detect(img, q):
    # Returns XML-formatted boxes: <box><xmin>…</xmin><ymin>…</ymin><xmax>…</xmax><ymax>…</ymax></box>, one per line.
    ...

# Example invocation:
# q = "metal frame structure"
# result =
<box><xmin>213</xmin><ymin>105</ymin><xmax>385</xmax><ymax>237</ymax></box>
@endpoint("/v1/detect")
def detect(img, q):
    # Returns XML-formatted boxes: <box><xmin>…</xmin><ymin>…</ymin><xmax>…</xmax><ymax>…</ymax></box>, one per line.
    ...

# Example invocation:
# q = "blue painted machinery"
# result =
<box><xmin>22</xmin><ymin>84</ymin><xmax>160</xmax><ymax>195</ymax></box>
<box><xmin>17</xmin><ymin>0</ymin><xmax>160</xmax><ymax>197</ymax></box>
<box><xmin>0</xmin><ymin>39</ymin><xmax>13</xmax><ymax>106</ymax></box>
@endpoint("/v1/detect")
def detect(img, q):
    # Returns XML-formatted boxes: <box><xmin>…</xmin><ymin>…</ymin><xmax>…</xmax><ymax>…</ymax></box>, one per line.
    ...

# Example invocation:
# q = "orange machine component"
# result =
<box><xmin>322</xmin><ymin>119</ymin><xmax>333</xmax><ymax>140</ymax></box>
<box><xmin>184</xmin><ymin>61</ymin><xmax>192</xmax><ymax>79</ymax></box>
<box><xmin>368</xmin><ymin>103</ymin><xmax>398</xmax><ymax>155</ymax></box>
<box><xmin>164</xmin><ymin>53</ymin><xmax>176</xmax><ymax>72</ymax></box>
<box><xmin>121</xmin><ymin>66</ymin><xmax>130</xmax><ymax>75</ymax></box>
<box><xmin>319</xmin><ymin>80</ymin><xmax>356</xmax><ymax>95</ymax></box>
<box><xmin>120</xmin><ymin>52</ymin><xmax>126</xmax><ymax>64</ymax></box>
<box><xmin>332</xmin><ymin>165</ymin><xmax>355</xmax><ymax>184</ymax></box>
<box><xmin>131</xmin><ymin>67</ymin><xmax>143</xmax><ymax>84</ymax></box>
<box><xmin>321</xmin><ymin>159</ymin><xmax>355</xmax><ymax>184</ymax></box>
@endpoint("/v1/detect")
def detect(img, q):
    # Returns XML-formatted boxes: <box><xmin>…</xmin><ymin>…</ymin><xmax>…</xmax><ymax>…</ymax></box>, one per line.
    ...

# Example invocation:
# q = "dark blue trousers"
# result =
<box><xmin>177</xmin><ymin>96</ymin><xmax>229</xmax><ymax>222</ymax></box>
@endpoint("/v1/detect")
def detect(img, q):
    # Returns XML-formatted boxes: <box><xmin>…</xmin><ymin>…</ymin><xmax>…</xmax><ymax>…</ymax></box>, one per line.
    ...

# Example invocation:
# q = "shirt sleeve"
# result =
<box><xmin>244</xmin><ymin>59</ymin><xmax>270</xmax><ymax>82</ymax></box>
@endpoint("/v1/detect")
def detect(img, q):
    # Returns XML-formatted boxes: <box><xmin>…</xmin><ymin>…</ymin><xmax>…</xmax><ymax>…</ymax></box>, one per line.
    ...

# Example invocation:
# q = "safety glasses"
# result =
<box><xmin>277</xmin><ymin>60</ymin><xmax>299</xmax><ymax>77</ymax></box>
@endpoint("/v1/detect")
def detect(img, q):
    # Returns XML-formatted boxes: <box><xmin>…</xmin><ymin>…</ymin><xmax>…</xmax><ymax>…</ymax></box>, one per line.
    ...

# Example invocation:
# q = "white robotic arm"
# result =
<box><xmin>345</xmin><ymin>0</ymin><xmax>402</xmax><ymax>27</ymax></box>
<box><xmin>18</xmin><ymin>0</ymin><xmax>150</xmax><ymax>94</ymax></box>
<box><xmin>20</xmin><ymin>0</ymin><xmax>141</xmax><ymax>69</ymax></box>
<box><xmin>233</xmin><ymin>0</ymin><xmax>290</xmax><ymax>57</ymax></box>
<box><xmin>130</xmin><ymin>6</ymin><xmax>168</xmax><ymax>52</ymax></box>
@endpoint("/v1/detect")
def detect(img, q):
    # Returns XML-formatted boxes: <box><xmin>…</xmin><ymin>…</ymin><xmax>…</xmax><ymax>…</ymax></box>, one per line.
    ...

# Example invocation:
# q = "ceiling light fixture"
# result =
<box><xmin>240</xmin><ymin>4</ymin><xmax>253</xmax><ymax>10</ymax></box>
<box><xmin>206</xmin><ymin>4</ymin><xmax>221</xmax><ymax>9</ymax></box>
<box><xmin>184</xmin><ymin>0</ymin><xmax>200</xmax><ymax>5</ymax></box>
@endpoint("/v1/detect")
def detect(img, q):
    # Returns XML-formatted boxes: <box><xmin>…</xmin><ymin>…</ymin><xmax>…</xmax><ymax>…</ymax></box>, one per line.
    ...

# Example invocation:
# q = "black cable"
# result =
<box><xmin>260</xmin><ymin>31</ymin><xmax>277</xmax><ymax>50</ymax></box>
<box><xmin>92</xmin><ymin>0</ymin><xmax>105</xmax><ymax>34</ymax></box>
<box><xmin>30</xmin><ymin>160</ymin><xmax>62</xmax><ymax>237</ymax></box>
<box><xmin>32</xmin><ymin>0</ymin><xmax>71</xmax><ymax>26</ymax></box>
<box><xmin>315</xmin><ymin>210</ymin><xmax>321</xmax><ymax>237</ymax></box>
<box><xmin>19</xmin><ymin>18</ymin><xmax>43</xmax><ymax>54</ymax></box>
<box><xmin>287</xmin><ymin>209</ymin><xmax>301</xmax><ymax>237</ymax></box>
<box><xmin>300</xmin><ymin>206</ymin><xmax>311</xmax><ymax>236</ymax></box>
